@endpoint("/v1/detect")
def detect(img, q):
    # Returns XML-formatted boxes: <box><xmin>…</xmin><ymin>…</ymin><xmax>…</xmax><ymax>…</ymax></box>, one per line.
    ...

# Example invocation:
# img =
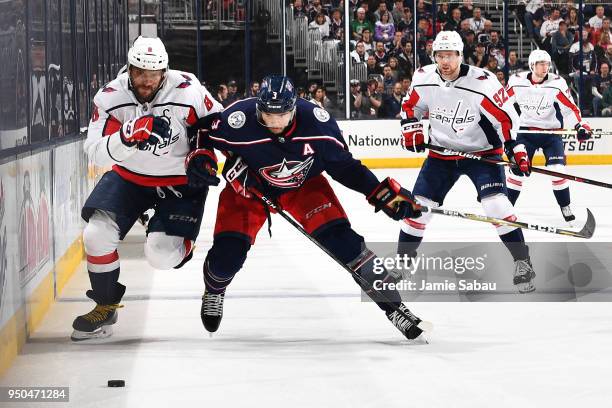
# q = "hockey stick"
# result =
<box><xmin>511</xmin><ymin>129</ymin><xmax>612</xmax><ymax>136</ymax></box>
<box><xmin>255</xmin><ymin>193</ymin><xmax>433</xmax><ymax>333</ymax></box>
<box><xmin>424</xmin><ymin>143</ymin><xmax>612</xmax><ymax>190</ymax></box>
<box><xmin>420</xmin><ymin>206</ymin><xmax>596</xmax><ymax>239</ymax></box>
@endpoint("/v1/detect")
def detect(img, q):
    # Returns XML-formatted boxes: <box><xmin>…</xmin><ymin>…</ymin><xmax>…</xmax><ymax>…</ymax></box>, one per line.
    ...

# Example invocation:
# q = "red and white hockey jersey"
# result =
<box><xmin>506</xmin><ymin>72</ymin><xmax>582</xmax><ymax>130</ymax></box>
<box><xmin>84</xmin><ymin>69</ymin><xmax>223</xmax><ymax>186</ymax></box>
<box><xmin>401</xmin><ymin>64</ymin><xmax>519</xmax><ymax>159</ymax></box>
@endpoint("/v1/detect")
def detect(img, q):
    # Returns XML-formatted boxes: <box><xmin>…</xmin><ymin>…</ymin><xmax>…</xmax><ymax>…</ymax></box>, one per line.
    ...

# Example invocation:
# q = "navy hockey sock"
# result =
<box><xmin>205</xmin><ymin>236</ymin><xmax>250</xmax><ymax>294</ymax></box>
<box><xmin>552</xmin><ymin>187</ymin><xmax>570</xmax><ymax>207</ymax></box>
<box><xmin>499</xmin><ymin>229</ymin><xmax>529</xmax><ymax>261</ymax></box>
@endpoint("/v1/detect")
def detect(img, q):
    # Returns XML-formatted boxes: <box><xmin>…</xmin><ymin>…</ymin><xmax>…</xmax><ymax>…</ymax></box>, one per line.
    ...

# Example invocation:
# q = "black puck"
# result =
<box><xmin>107</xmin><ymin>380</ymin><xmax>125</xmax><ymax>387</ymax></box>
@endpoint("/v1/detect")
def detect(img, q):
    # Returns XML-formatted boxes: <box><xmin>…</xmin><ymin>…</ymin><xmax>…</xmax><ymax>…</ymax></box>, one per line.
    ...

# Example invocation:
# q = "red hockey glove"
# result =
<box><xmin>222</xmin><ymin>155</ymin><xmax>266</xmax><ymax>200</ymax></box>
<box><xmin>504</xmin><ymin>140</ymin><xmax>531</xmax><ymax>177</ymax></box>
<box><xmin>120</xmin><ymin>115</ymin><xmax>171</xmax><ymax>148</ymax></box>
<box><xmin>401</xmin><ymin>118</ymin><xmax>425</xmax><ymax>153</ymax></box>
<box><xmin>367</xmin><ymin>177</ymin><xmax>422</xmax><ymax>220</ymax></box>
<box><xmin>575</xmin><ymin>122</ymin><xmax>592</xmax><ymax>142</ymax></box>
<box><xmin>185</xmin><ymin>148</ymin><xmax>220</xmax><ymax>189</ymax></box>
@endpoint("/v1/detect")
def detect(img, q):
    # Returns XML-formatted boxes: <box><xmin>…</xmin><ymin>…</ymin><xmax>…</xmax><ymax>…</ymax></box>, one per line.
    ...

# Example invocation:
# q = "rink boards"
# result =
<box><xmin>338</xmin><ymin>117</ymin><xmax>612</xmax><ymax>168</ymax></box>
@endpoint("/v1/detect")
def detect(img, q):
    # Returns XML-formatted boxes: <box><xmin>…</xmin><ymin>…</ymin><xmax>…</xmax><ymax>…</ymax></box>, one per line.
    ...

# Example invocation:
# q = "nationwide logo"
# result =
<box><xmin>259</xmin><ymin>157</ymin><xmax>314</xmax><ymax>188</ymax></box>
<box><xmin>430</xmin><ymin>100</ymin><xmax>476</xmax><ymax>133</ymax></box>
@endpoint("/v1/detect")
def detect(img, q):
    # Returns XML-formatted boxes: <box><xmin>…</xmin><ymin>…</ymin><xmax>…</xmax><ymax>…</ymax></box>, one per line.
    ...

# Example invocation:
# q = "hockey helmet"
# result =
<box><xmin>432</xmin><ymin>31</ymin><xmax>464</xmax><ymax>57</ymax></box>
<box><xmin>128</xmin><ymin>36</ymin><xmax>168</xmax><ymax>71</ymax></box>
<box><xmin>528</xmin><ymin>49</ymin><xmax>551</xmax><ymax>73</ymax></box>
<box><xmin>256</xmin><ymin>75</ymin><xmax>297</xmax><ymax>129</ymax></box>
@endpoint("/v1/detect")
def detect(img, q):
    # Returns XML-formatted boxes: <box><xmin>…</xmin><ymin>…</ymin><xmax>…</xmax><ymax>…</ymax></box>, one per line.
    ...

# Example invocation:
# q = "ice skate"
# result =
<box><xmin>201</xmin><ymin>290</ymin><xmax>225</xmax><ymax>333</ymax></box>
<box><xmin>513</xmin><ymin>258</ymin><xmax>536</xmax><ymax>293</ymax></box>
<box><xmin>560</xmin><ymin>205</ymin><xmax>576</xmax><ymax>223</ymax></box>
<box><xmin>386</xmin><ymin>304</ymin><xmax>429</xmax><ymax>342</ymax></box>
<box><xmin>71</xmin><ymin>303</ymin><xmax>123</xmax><ymax>341</ymax></box>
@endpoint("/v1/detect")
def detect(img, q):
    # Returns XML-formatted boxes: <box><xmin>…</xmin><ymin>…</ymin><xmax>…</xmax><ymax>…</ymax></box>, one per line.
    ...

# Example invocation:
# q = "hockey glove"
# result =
<box><xmin>400</xmin><ymin>118</ymin><xmax>425</xmax><ymax>153</ymax></box>
<box><xmin>120</xmin><ymin>115</ymin><xmax>171</xmax><ymax>148</ymax></box>
<box><xmin>222</xmin><ymin>154</ymin><xmax>266</xmax><ymax>200</ymax></box>
<box><xmin>575</xmin><ymin>122</ymin><xmax>592</xmax><ymax>142</ymax></box>
<box><xmin>185</xmin><ymin>148</ymin><xmax>220</xmax><ymax>189</ymax></box>
<box><xmin>367</xmin><ymin>177</ymin><xmax>422</xmax><ymax>220</ymax></box>
<box><xmin>504</xmin><ymin>140</ymin><xmax>531</xmax><ymax>177</ymax></box>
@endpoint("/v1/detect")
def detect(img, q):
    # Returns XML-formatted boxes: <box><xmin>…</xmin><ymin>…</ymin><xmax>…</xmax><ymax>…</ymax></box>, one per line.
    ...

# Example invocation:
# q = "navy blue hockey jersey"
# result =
<box><xmin>206</xmin><ymin>98</ymin><xmax>380</xmax><ymax>198</ymax></box>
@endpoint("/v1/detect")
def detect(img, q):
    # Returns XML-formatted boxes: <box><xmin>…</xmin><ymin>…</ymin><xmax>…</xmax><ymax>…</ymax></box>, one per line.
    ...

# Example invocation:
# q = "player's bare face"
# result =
<box><xmin>435</xmin><ymin>51</ymin><xmax>461</xmax><ymax>80</ymax></box>
<box><xmin>532</xmin><ymin>61</ymin><xmax>550</xmax><ymax>81</ymax></box>
<box><xmin>129</xmin><ymin>67</ymin><xmax>164</xmax><ymax>102</ymax></box>
<box><xmin>261</xmin><ymin>111</ymin><xmax>294</xmax><ymax>134</ymax></box>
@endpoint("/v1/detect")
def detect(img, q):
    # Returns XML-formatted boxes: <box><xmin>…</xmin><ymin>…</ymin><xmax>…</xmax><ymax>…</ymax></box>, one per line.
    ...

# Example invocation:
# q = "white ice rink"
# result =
<box><xmin>2</xmin><ymin>166</ymin><xmax>612</xmax><ymax>408</ymax></box>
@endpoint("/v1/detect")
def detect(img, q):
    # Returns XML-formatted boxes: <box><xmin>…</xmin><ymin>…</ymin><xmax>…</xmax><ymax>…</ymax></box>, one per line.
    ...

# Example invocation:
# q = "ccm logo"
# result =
<box><xmin>169</xmin><ymin>214</ymin><xmax>198</xmax><ymax>223</ymax></box>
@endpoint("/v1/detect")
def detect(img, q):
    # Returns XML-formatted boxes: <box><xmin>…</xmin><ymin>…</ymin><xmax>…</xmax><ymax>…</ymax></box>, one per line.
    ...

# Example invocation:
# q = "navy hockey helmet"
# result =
<box><xmin>257</xmin><ymin>75</ymin><xmax>297</xmax><ymax>114</ymax></box>
<box><xmin>256</xmin><ymin>76</ymin><xmax>298</xmax><ymax>132</ymax></box>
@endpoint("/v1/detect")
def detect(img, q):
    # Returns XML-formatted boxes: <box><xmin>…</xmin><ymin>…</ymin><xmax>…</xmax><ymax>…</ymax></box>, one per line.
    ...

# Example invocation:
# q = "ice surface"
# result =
<box><xmin>2</xmin><ymin>166</ymin><xmax>612</xmax><ymax>407</ymax></box>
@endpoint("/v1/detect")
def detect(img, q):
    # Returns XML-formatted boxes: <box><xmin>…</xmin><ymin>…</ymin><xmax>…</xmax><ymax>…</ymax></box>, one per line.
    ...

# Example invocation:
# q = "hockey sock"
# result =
<box><xmin>86</xmin><ymin>250</ymin><xmax>125</xmax><ymax>304</ymax></box>
<box><xmin>204</xmin><ymin>236</ymin><xmax>250</xmax><ymax>294</ymax></box>
<box><xmin>552</xmin><ymin>186</ymin><xmax>570</xmax><ymax>207</ymax></box>
<box><xmin>499</xmin><ymin>229</ymin><xmax>529</xmax><ymax>261</ymax></box>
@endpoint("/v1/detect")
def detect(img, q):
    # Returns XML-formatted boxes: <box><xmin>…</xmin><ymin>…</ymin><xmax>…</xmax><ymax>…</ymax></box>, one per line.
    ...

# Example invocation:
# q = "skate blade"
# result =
<box><xmin>417</xmin><ymin>320</ymin><xmax>434</xmax><ymax>333</ymax></box>
<box><xmin>406</xmin><ymin>334</ymin><xmax>430</xmax><ymax>345</ymax></box>
<box><xmin>71</xmin><ymin>325</ymin><xmax>114</xmax><ymax>342</ymax></box>
<box><xmin>516</xmin><ymin>282</ymin><xmax>536</xmax><ymax>294</ymax></box>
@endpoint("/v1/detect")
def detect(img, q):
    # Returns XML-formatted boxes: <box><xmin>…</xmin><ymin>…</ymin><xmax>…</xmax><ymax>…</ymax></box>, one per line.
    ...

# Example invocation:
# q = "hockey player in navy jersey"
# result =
<box><xmin>72</xmin><ymin>36</ymin><xmax>223</xmax><ymax>341</ymax></box>
<box><xmin>186</xmin><ymin>75</ymin><xmax>427</xmax><ymax>340</ymax></box>
<box><xmin>398</xmin><ymin>31</ymin><xmax>537</xmax><ymax>293</ymax></box>
<box><xmin>506</xmin><ymin>49</ymin><xmax>592</xmax><ymax>222</ymax></box>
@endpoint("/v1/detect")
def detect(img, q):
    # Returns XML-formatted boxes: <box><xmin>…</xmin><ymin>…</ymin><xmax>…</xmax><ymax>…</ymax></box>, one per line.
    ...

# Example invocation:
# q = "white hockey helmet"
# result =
<box><xmin>127</xmin><ymin>36</ymin><xmax>168</xmax><ymax>71</ymax></box>
<box><xmin>432</xmin><ymin>30</ymin><xmax>464</xmax><ymax>57</ymax></box>
<box><xmin>528</xmin><ymin>49</ymin><xmax>551</xmax><ymax>73</ymax></box>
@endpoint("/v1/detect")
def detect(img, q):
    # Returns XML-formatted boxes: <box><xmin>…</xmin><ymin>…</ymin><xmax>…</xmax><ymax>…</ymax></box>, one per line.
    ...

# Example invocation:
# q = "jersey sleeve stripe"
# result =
<box><xmin>507</xmin><ymin>87</ymin><xmax>515</xmax><ymax>97</ymax></box>
<box><xmin>401</xmin><ymin>89</ymin><xmax>420</xmax><ymax>118</ymax></box>
<box><xmin>480</xmin><ymin>97</ymin><xmax>512</xmax><ymax>141</ymax></box>
<box><xmin>555</xmin><ymin>91</ymin><xmax>582</xmax><ymax>122</ymax></box>
<box><xmin>291</xmin><ymin>136</ymin><xmax>345</xmax><ymax>149</ymax></box>
<box><xmin>208</xmin><ymin>135</ymin><xmax>273</xmax><ymax>145</ymax></box>
<box><xmin>102</xmin><ymin>115</ymin><xmax>122</xmax><ymax>136</ymax></box>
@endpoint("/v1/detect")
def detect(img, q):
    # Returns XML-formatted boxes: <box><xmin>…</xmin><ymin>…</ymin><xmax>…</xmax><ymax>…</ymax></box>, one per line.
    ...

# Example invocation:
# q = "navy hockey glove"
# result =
<box><xmin>185</xmin><ymin>148</ymin><xmax>220</xmax><ymax>189</ymax></box>
<box><xmin>367</xmin><ymin>177</ymin><xmax>422</xmax><ymax>220</ymax></box>
<box><xmin>400</xmin><ymin>118</ymin><xmax>425</xmax><ymax>153</ymax></box>
<box><xmin>120</xmin><ymin>115</ymin><xmax>171</xmax><ymax>148</ymax></box>
<box><xmin>222</xmin><ymin>154</ymin><xmax>266</xmax><ymax>200</ymax></box>
<box><xmin>504</xmin><ymin>140</ymin><xmax>531</xmax><ymax>177</ymax></box>
<box><xmin>575</xmin><ymin>122</ymin><xmax>592</xmax><ymax>142</ymax></box>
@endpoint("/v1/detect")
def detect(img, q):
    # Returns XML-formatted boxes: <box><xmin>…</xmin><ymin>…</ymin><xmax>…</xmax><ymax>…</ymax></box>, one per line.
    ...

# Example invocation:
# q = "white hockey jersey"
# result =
<box><xmin>84</xmin><ymin>69</ymin><xmax>223</xmax><ymax>186</ymax></box>
<box><xmin>401</xmin><ymin>64</ymin><xmax>519</xmax><ymax>159</ymax></box>
<box><xmin>506</xmin><ymin>72</ymin><xmax>582</xmax><ymax>130</ymax></box>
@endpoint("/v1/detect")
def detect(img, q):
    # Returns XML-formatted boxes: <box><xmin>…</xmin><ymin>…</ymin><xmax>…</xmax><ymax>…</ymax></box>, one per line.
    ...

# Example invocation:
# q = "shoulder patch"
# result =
<box><xmin>313</xmin><ymin>107</ymin><xmax>330</xmax><ymax>122</ymax></box>
<box><xmin>227</xmin><ymin>111</ymin><xmax>246</xmax><ymax>129</ymax></box>
<box><xmin>102</xmin><ymin>85</ymin><xmax>116</xmax><ymax>93</ymax></box>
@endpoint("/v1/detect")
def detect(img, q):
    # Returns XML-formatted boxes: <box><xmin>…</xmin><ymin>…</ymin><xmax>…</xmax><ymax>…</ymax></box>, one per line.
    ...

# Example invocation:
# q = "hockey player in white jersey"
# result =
<box><xmin>398</xmin><ymin>31</ymin><xmax>537</xmax><ymax>293</ymax></box>
<box><xmin>72</xmin><ymin>36</ymin><xmax>223</xmax><ymax>341</ymax></box>
<box><xmin>505</xmin><ymin>49</ymin><xmax>592</xmax><ymax>222</ymax></box>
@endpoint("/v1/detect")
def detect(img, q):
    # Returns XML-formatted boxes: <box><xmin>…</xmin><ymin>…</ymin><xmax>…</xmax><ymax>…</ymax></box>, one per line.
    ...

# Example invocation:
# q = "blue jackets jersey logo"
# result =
<box><xmin>259</xmin><ymin>156</ymin><xmax>314</xmax><ymax>188</ymax></box>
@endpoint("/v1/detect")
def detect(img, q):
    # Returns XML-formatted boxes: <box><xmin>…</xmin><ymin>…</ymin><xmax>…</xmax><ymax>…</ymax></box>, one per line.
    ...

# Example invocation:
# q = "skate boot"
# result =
<box><xmin>201</xmin><ymin>290</ymin><xmax>225</xmax><ymax>333</ymax></box>
<box><xmin>71</xmin><ymin>302</ymin><xmax>123</xmax><ymax>341</ymax></box>
<box><xmin>513</xmin><ymin>258</ymin><xmax>536</xmax><ymax>293</ymax></box>
<box><xmin>560</xmin><ymin>205</ymin><xmax>575</xmax><ymax>222</ymax></box>
<box><xmin>386</xmin><ymin>304</ymin><xmax>424</xmax><ymax>340</ymax></box>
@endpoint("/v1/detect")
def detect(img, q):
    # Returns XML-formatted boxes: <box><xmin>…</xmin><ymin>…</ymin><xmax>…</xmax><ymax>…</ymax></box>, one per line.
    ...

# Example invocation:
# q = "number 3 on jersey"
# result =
<box><xmin>493</xmin><ymin>88</ymin><xmax>508</xmax><ymax>107</ymax></box>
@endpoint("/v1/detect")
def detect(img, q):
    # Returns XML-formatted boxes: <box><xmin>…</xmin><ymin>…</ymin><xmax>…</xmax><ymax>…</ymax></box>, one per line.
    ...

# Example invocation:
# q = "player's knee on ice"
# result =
<box><xmin>206</xmin><ymin>236</ymin><xmax>250</xmax><ymax>279</ymax></box>
<box><xmin>144</xmin><ymin>232</ymin><xmax>188</xmax><ymax>269</ymax></box>
<box><xmin>83</xmin><ymin>210</ymin><xmax>120</xmax><ymax>256</ymax></box>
